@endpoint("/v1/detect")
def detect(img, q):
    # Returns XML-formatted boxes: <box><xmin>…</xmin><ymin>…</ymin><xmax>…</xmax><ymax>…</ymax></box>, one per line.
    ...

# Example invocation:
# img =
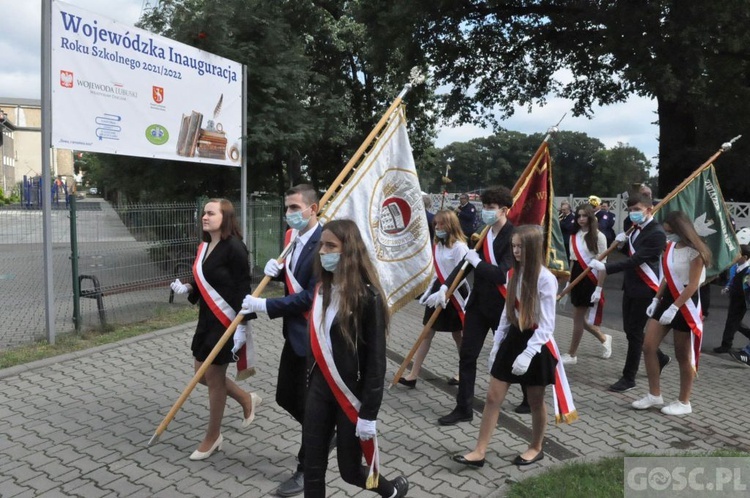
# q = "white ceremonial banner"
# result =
<box><xmin>50</xmin><ymin>0</ymin><xmax>243</xmax><ymax>166</ymax></box>
<box><xmin>320</xmin><ymin>107</ymin><xmax>433</xmax><ymax>311</ymax></box>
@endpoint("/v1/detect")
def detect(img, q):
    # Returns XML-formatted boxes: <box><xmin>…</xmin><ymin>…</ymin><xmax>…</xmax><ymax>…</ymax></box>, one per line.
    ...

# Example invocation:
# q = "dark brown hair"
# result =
<box><xmin>574</xmin><ymin>205</ymin><xmax>600</xmax><ymax>255</ymax></box>
<box><xmin>315</xmin><ymin>219</ymin><xmax>390</xmax><ymax>350</ymax></box>
<box><xmin>201</xmin><ymin>198</ymin><xmax>242</xmax><ymax>242</ymax></box>
<box><xmin>663</xmin><ymin>210</ymin><xmax>712</xmax><ymax>268</ymax></box>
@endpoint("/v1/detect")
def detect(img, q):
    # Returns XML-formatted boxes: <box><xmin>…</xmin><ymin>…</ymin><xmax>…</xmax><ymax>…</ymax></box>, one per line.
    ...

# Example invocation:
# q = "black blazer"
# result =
<box><xmin>446</xmin><ymin>221</ymin><xmax>514</xmax><ymax>317</ymax></box>
<box><xmin>307</xmin><ymin>285</ymin><xmax>386</xmax><ymax>421</ymax></box>
<box><xmin>266</xmin><ymin>224</ymin><xmax>323</xmax><ymax>357</ymax></box>
<box><xmin>606</xmin><ymin>219</ymin><xmax>666</xmax><ymax>298</ymax></box>
<box><xmin>188</xmin><ymin>236</ymin><xmax>254</xmax><ymax>334</ymax></box>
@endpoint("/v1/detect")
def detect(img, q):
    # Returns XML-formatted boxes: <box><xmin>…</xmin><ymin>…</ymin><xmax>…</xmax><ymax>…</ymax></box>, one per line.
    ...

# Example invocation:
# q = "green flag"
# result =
<box><xmin>654</xmin><ymin>165</ymin><xmax>740</xmax><ymax>279</ymax></box>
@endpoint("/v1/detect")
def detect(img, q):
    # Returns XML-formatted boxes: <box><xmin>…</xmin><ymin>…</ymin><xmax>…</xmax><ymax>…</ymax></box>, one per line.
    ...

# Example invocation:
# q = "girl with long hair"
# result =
<box><xmin>399</xmin><ymin>210</ymin><xmax>469</xmax><ymax>388</ymax></box>
<box><xmin>169</xmin><ymin>199</ymin><xmax>261</xmax><ymax>460</ymax></box>
<box><xmin>453</xmin><ymin>225</ymin><xmax>562</xmax><ymax>467</ymax></box>
<box><xmin>632</xmin><ymin>210</ymin><xmax>712</xmax><ymax>416</ymax></box>
<box><xmin>561</xmin><ymin>205</ymin><xmax>612</xmax><ymax>364</ymax></box>
<box><xmin>304</xmin><ymin>220</ymin><xmax>409</xmax><ymax>498</ymax></box>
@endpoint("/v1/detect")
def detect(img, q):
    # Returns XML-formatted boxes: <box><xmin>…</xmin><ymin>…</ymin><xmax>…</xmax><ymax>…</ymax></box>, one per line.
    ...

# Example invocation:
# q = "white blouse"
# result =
<box><xmin>494</xmin><ymin>266</ymin><xmax>557</xmax><ymax>355</ymax></box>
<box><xmin>569</xmin><ymin>230</ymin><xmax>607</xmax><ymax>263</ymax></box>
<box><xmin>427</xmin><ymin>240</ymin><xmax>470</xmax><ymax>289</ymax></box>
<box><xmin>665</xmin><ymin>245</ymin><xmax>706</xmax><ymax>288</ymax></box>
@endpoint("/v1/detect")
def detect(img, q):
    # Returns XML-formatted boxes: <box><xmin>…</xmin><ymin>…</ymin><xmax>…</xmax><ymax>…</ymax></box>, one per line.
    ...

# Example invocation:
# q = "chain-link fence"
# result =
<box><xmin>0</xmin><ymin>198</ymin><xmax>284</xmax><ymax>350</ymax></box>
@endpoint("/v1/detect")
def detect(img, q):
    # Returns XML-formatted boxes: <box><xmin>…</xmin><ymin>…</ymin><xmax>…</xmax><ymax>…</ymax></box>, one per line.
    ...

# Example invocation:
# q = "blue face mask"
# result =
<box><xmin>481</xmin><ymin>209</ymin><xmax>498</xmax><ymax>225</ymax></box>
<box><xmin>628</xmin><ymin>211</ymin><xmax>645</xmax><ymax>225</ymax></box>
<box><xmin>320</xmin><ymin>252</ymin><xmax>340</xmax><ymax>272</ymax></box>
<box><xmin>435</xmin><ymin>230</ymin><xmax>447</xmax><ymax>239</ymax></box>
<box><xmin>286</xmin><ymin>207</ymin><xmax>311</xmax><ymax>231</ymax></box>
<box><xmin>666</xmin><ymin>233</ymin><xmax>681</xmax><ymax>243</ymax></box>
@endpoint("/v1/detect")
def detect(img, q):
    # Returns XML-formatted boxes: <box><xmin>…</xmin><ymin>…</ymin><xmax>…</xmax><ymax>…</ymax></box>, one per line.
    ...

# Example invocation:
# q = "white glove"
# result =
<box><xmin>721</xmin><ymin>287</ymin><xmax>730</xmax><ymax>295</ymax></box>
<box><xmin>264</xmin><ymin>259</ymin><xmax>283</xmax><ymax>278</ymax></box>
<box><xmin>232</xmin><ymin>324</ymin><xmax>247</xmax><ymax>354</ymax></box>
<box><xmin>646</xmin><ymin>297</ymin><xmax>660</xmax><ymax>317</ymax></box>
<box><xmin>418</xmin><ymin>287</ymin><xmax>432</xmax><ymax>306</ymax></box>
<box><xmin>590</xmin><ymin>286</ymin><xmax>603</xmax><ymax>304</ymax></box>
<box><xmin>511</xmin><ymin>349</ymin><xmax>535</xmax><ymax>376</ymax></box>
<box><xmin>241</xmin><ymin>295</ymin><xmax>267</xmax><ymax>314</ymax></box>
<box><xmin>464</xmin><ymin>250</ymin><xmax>481</xmax><ymax>267</ymax></box>
<box><xmin>355</xmin><ymin>418</ymin><xmax>377</xmax><ymax>441</ymax></box>
<box><xmin>615</xmin><ymin>232</ymin><xmax>628</xmax><ymax>244</ymax></box>
<box><xmin>659</xmin><ymin>304</ymin><xmax>679</xmax><ymax>325</ymax></box>
<box><xmin>425</xmin><ymin>285</ymin><xmax>448</xmax><ymax>308</ymax></box>
<box><xmin>170</xmin><ymin>279</ymin><xmax>189</xmax><ymax>295</ymax></box>
<box><xmin>588</xmin><ymin>259</ymin><xmax>606</xmax><ymax>272</ymax></box>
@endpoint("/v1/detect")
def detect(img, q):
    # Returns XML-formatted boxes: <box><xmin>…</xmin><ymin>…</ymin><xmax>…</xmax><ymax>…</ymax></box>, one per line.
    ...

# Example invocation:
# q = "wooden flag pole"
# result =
<box><xmin>148</xmin><ymin>69</ymin><xmax>426</xmax><ymax>447</ymax></box>
<box><xmin>389</xmin><ymin>128</ymin><xmax>559</xmax><ymax>389</ymax></box>
<box><xmin>557</xmin><ymin>135</ymin><xmax>741</xmax><ymax>300</ymax></box>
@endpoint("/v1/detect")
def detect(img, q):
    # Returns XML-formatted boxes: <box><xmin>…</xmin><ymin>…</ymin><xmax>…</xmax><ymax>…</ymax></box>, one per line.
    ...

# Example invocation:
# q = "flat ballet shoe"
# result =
<box><xmin>512</xmin><ymin>451</ymin><xmax>544</xmax><ymax>466</ymax></box>
<box><xmin>241</xmin><ymin>392</ymin><xmax>263</xmax><ymax>428</ymax></box>
<box><xmin>397</xmin><ymin>377</ymin><xmax>417</xmax><ymax>389</ymax></box>
<box><xmin>189</xmin><ymin>433</ymin><xmax>223</xmax><ymax>461</ymax></box>
<box><xmin>452</xmin><ymin>454</ymin><xmax>485</xmax><ymax>468</ymax></box>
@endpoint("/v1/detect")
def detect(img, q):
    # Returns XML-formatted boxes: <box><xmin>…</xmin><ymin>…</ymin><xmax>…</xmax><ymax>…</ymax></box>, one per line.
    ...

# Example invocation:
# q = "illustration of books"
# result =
<box><xmin>176</xmin><ymin>111</ymin><xmax>203</xmax><ymax>157</ymax></box>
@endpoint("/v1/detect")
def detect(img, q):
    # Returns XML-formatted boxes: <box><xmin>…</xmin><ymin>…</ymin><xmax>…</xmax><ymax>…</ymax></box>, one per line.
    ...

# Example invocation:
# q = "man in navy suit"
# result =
<box><xmin>241</xmin><ymin>184</ymin><xmax>321</xmax><ymax>497</ymax></box>
<box><xmin>589</xmin><ymin>192</ymin><xmax>670</xmax><ymax>393</ymax></box>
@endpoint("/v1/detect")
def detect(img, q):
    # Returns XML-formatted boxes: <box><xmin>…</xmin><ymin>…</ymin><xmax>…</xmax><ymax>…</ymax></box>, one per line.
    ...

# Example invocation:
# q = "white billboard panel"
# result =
<box><xmin>50</xmin><ymin>0</ymin><xmax>243</xmax><ymax>166</ymax></box>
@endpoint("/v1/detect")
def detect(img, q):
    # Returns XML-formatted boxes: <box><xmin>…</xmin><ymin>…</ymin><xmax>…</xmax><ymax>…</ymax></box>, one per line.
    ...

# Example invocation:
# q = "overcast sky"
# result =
<box><xmin>1</xmin><ymin>0</ymin><xmax>659</xmax><ymax>163</ymax></box>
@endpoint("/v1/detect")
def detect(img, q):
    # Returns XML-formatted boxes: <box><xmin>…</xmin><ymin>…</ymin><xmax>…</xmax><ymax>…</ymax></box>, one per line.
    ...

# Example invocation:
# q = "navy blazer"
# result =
<box><xmin>265</xmin><ymin>224</ymin><xmax>322</xmax><ymax>357</ymax></box>
<box><xmin>605</xmin><ymin>219</ymin><xmax>666</xmax><ymax>298</ymax></box>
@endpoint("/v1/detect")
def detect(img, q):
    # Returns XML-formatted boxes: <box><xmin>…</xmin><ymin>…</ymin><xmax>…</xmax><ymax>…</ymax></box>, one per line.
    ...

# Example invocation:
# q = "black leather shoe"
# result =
<box><xmin>438</xmin><ymin>409</ymin><xmax>473</xmax><ymax>426</ymax></box>
<box><xmin>713</xmin><ymin>346</ymin><xmax>731</xmax><ymax>354</ymax></box>
<box><xmin>659</xmin><ymin>354</ymin><xmax>671</xmax><ymax>374</ymax></box>
<box><xmin>452</xmin><ymin>454</ymin><xmax>485</xmax><ymax>468</ymax></box>
<box><xmin>276</xmin><ymin>470</ymin><xmax>304</xmax><ymax>497</ymax></box>
<box><xmin>514</xmin><ymin>402</ymin><xmax>531</xmax><ymax>414</ymax></box>
<box><xmin>392</xmin><ymin>475</ymin><xmax>409</xmax><ymax>497</ymax></box>
<box><xmin>447</xmin><ymin>376</ymin><xmax>460</xmax><ymax>386</ymax></box>
<box><xmin>397</xmin><ymin>377</ymin><xmax>417</xmax><ymax>389</ymax></box>
<box><xmin>608</xmin><ymin>378</ymin><xmax>636</xmax><ymax>393</ymax></box>
<box><xmin>513</xmin><ymin>451</ymin><xmax>544</xmax><ymax>466</ymax></box>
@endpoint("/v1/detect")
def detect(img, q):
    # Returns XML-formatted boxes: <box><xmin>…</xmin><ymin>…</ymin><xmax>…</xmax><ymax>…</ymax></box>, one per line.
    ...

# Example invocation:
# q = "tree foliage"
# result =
<box><xmin>366</xmin><ymin>0</ymin><xmax>750</xmax><ymax>200</ymax></box>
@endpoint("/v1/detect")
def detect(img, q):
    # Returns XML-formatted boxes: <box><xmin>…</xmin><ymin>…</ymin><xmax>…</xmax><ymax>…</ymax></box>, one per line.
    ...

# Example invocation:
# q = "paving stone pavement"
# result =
<box><xmin>1</xmin><ymin>300</ymin><xmax>750</xmax><ymax>497</ymax></box>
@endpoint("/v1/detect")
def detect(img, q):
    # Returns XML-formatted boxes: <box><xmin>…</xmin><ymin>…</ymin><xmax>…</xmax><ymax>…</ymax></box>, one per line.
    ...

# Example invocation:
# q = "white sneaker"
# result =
<box><xmin>631</xmin><ymin>393</ymin><xmax>664</xmax><ymax>410</ymax></box>
<box><xmin>561</xmin><ymin>354</ymin><xmax>577</xmax><ymax>365</ymax></box>
<box><xmin>601</xmin><ymin>334</ymin><xmax>613</xmax><ymax>359</ymax></box>
<box><xmin>661</xmin><ymin>400</ymin><xmax>692</xmax><ymax>415</ymax></box>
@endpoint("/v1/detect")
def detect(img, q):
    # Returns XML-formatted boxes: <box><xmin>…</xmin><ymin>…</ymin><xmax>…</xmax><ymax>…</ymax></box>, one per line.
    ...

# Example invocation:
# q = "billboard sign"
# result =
<box><xmin>50</xmin><ymin>0</ymin><xmax>243</xmax><ymax>166</ymax></box>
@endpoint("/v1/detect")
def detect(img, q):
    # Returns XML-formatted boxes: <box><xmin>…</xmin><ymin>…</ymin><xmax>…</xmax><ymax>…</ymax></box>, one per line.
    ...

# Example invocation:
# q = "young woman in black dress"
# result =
<box><xmin>170</xmin><ymin>199</ymin><xmax>260</xmax><ymax>460</ymax></box>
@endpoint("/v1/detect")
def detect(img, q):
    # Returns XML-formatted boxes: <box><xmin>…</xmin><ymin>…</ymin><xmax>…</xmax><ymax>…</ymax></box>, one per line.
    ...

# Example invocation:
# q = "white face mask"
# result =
<box><xmin>481</xmin><ymin>209</ymin><xmax>498</xmax><ymax>225</ymax></box>
<box><xmin>320</xmin><ymin>252</ymin><xmax>340</xmax><ymax>272</ymax></box>
<box><xmin>666</xmin><ymin>233</ymin><xmax>681</xmax><ymax>243</ymax></box>
<box><xmin>286</xmin><ymin>206</ymin><xmax>312</xmax><ymax>231</ymax></box>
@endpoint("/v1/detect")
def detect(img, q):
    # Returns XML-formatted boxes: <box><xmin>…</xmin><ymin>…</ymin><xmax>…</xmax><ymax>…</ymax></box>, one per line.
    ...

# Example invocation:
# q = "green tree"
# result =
<box><xmin>367</xmin><ymin>0</ymin><xmax>750</xmax><ymax>200</ymax></box>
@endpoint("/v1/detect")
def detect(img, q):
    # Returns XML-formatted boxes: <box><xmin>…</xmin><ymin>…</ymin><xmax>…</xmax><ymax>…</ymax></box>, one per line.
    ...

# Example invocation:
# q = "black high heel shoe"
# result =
<box><xmin>397</xmin><ymin>377</ymin><xmax>417</xmax><ymax>389</ymax></box>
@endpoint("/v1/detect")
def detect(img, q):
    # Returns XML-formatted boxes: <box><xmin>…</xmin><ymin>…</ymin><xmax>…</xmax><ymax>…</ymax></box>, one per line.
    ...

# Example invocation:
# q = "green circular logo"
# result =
<box><xmin>145</xmin><ymin>124</ymin><xmax>169</xmax><ymax>145</ymax></box>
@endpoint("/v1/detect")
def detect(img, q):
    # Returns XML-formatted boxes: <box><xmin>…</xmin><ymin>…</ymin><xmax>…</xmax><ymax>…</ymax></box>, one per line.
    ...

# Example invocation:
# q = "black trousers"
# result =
<box><xmin>303</xmin><ymin>368</ymin><xmax>395</xmax><ymax>498</ymax></box>
<box><xmin>277</xmin><ymin>341</ymin><xmax>307</xmax><ymax>471</ymax></box>
<box><xmin>720</xmin><ymin>293</ymin><xmax>750</xmax><ymax>348</ymax></box>
<box><xmin>456</xmin><ymin>306</ymin><xmax>501</xmax><ymax>412</ymax></box>
<box><xmin>621</xmin><ymin>294</ymin><xmax>668</xmax><ymax>382</ymax></box>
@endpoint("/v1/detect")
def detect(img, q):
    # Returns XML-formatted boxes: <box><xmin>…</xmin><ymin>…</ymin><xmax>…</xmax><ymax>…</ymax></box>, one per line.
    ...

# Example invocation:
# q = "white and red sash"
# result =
<box><xmin>283</xmin><ymin>229</ymin><xmax>310</xmax><ymax>320</ymax></box>
<box><xmin>309</xmin><ymin>286</ymin><xmax>380</xmax><ymax>489</ymax></box>
<box><xmin>571</xmin><ymin>234</ymin><xmax>606</xmax><ymax>326</ymax></box>
<box><xmin>433</xmin><ymin>244</ymin><xmax>467</xmax><ymax>325</ymax></box>
<box><xmin>482</xmin><ymin>231</ymin><xmax>506</xmax><ymax>298</ymax></box>
<box><xmin>628</xmin><ymin>230</ymin><xmax>660</xmax><ymax>292</ymax></box>
<box><xmin>662</xmin><ymin>242</ymin><xmax>703</xmax><ymax>372</ymax></box>
<box><xmin>193</xmin><ymin>242</ymin><xmax>252</xmax><ymax>378</ymax></box>
<box><xmin>505</xmin><ymin>269</ymin><xmax>577</xmax><ymax>424</ymax></box>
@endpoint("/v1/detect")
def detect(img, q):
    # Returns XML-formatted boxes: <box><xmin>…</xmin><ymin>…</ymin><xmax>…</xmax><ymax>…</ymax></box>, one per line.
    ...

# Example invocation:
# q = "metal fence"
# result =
<box><xmin>0</xmin><ymin>198</ymin><xmax>285</xmax><ymax>350</ymax></box>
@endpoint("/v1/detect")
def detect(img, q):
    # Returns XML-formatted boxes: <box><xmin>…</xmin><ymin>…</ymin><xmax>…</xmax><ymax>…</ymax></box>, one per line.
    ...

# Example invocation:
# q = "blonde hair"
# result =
<box><xmin>505</xmin><ymin>225</ymin><xmax>544</xmax><ymax>330</ymax></box>
<box><xmin>434</xmin><ymin>209</ymin><xmax>467</xmax><ymax>248</ymax></box>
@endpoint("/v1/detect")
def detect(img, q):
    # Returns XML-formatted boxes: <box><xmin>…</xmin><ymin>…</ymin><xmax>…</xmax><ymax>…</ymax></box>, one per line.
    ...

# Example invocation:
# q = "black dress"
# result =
<box><xmin>188</xmin><ymin>236</ymin><xmax>253</xmax><ymax>365</ymax></box>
